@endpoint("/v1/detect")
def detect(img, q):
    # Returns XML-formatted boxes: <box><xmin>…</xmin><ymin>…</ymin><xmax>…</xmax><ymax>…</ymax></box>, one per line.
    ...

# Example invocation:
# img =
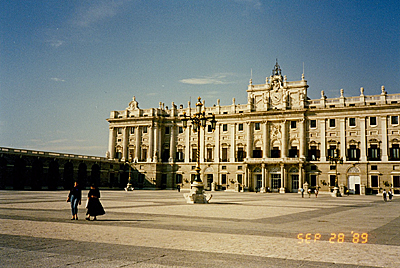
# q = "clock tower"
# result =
<box><xmin>247</xmin><ymin>60</ymin><xmax>308</xmax><ymax>111</ymax></box>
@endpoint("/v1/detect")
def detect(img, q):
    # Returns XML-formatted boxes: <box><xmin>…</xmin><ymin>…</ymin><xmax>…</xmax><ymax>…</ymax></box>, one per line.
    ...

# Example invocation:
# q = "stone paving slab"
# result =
<box><xmin>0</xmin><ymin>190</ymin><xmax>399</xmax><ymax>267</ymax></box>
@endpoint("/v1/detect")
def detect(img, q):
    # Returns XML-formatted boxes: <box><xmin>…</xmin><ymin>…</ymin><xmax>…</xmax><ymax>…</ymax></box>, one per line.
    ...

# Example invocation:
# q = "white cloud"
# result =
<box><xmin>72</xmin><ymin>0</ymin><xmax>129</xmax><ymax>28</ymax></box>
<box><xmin>179</xmin><ymin>74</ymin><xmax>235</xmax><ymax>85</ymax></box>
<box><xmin>50</xmin><ymin>77</ymin><xmax>66</xmax><ymax>82</ymax></box>
<box><xmin>47</xmin><ymin>39</ymin><xmax>64</xmax><ymax>48</ymax></box>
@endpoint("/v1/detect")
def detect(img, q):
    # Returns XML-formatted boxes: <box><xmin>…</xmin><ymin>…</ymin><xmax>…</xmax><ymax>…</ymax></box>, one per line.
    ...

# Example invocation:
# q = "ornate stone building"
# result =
<box><xmin>107</xmin><ymin>62</ymin><xmax>400</xmax><ymax>195</ymax></box>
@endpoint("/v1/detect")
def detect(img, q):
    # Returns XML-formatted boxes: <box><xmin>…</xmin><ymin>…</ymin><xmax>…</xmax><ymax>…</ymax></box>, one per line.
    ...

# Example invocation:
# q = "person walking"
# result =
<box><xmin>314</xmin><ymin>189</ymin><xmax>319</xmax><ymax>198</ymax></box>
<box><xmin>382</xmin><ymin>189</ymin><xmax>387</xmax><ymax>202</ymax></box>
<box><xmin>85</xmin><ymin>184</ymin><xmax>105</xmax><ymax>221</ymax></box>
<box><xmin>388</xmin><ymin>190</ymin><xmax>393</xmax><ymax>201</ymax></box>
<box><xmin>300</xmin><ymin>187</ymin><xmax>304</xmax><ymax>198</ymax></box>
<box><xmin>308</xmin><ymin>188</ymin><xmax>311</xmax><ymax>198</ymax></box>
<box><xmin>67</xmin><ymin>182</ymin><xmax>81</xmax><ymax>220</ymax></box>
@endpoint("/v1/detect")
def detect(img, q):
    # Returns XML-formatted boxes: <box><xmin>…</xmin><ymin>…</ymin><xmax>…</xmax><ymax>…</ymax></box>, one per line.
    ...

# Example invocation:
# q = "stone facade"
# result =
<box><xmin>107</xmin><ymin>62</ymin><xmax>400</xmax><ymax>194</ymax></box>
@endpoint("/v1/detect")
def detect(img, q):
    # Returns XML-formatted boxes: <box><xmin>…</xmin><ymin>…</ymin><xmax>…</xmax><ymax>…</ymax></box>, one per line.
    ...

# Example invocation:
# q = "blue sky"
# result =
<box><xmin>1</xmin><ymin>0</ymin><xmax>399</xmax><ymax>156</ymax></box>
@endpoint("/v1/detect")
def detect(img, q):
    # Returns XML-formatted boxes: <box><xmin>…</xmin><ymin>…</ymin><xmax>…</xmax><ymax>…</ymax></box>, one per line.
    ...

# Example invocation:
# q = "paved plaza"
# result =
<box><xmin>0</xmin><ymin>190</ymin><xmax>399</xmax><ymax>268</ymax></box>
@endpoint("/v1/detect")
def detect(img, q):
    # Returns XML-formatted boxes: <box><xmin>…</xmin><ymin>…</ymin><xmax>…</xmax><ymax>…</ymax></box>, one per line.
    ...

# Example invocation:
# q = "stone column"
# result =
<box><xmin>108</xmin><ymin>127</ymin><xmax>116</xmax><ymax>159</ymax></box>
<box><xmin>263</xmin><ymin>121</ymin><xmax>268</xmax><ymax>158</ymax></box>
<box><xmin>135</xmin><ymin>126</ymin><xmax>140</xmax><ymax>162</ymax></box>
<box><xmin>360</xmin><ymin>117</ymin><xmax>367</xmax><ymax>162</ymax></box>
<box><xmin>280</xmin><ymin>163</ymin><xmax>286</xmax><ymax>193</ymax></box>
<box><xmin>320</xmin><ymin>119</ymin><xmax>326</xmax><ymax>161</ymax></box>
<box><xmin>246</xmin><ymin>122</ymin><xmax>252</xmax><ymax>158</ymax></box>
<box><xmin>215</xmin><ymin>124</ymin><xmax>220</xmax><ymax>162</ymax></box>
<box><xmin>340</xmin><ymin>118</ymin><xmax>346</xmax><ymax>161</ymax></box>
<box><xmin>261</xmin><ymin>163</ymin><xmax>266</xmax><ymax>192</ymax></box>
<box><xmin>230</xmin><ymin>123</ymin><xmax>236</xmax><ymax>162</ymax></box>
<box><xmin>299</xmin><ymin>163</ymin><xmax>303</xmax><ymax>192</ymax></box>
<box><xmin>185</xmin><ymin>125</ymin><xmax>191</xmax><ymax>163</ymax></box>
<box><xmin>169</xmin><ymin>124</ymin><xmax>176</xmax><ymax>163</ymax></box>
<box><xmin>148</xmin><ymin>124</ymin><xmax>153</xmax><ymax>162</ymax></box>
<box><xmin>281</xmin><ymin>121</ymin><xmax>287</xmax><ymax>158</ymax></box>
<box><xmin>122</xmin><ymin>127</ymin><xmax>129</xmax><ymax>161</ymax></box>
<box><xmin>299</xmin><ymin>119</ymin><xmax>305</xmax><ymax>159</ymax></box>
<box><xmin>153</xmin><ymin>123</ymin><xmax>158</xmax><ymax>162</ymax></box>
<box><xmin>382</xmin><ymin>116</ymin><xmax>388</xmax><ymax>161</ymax></box>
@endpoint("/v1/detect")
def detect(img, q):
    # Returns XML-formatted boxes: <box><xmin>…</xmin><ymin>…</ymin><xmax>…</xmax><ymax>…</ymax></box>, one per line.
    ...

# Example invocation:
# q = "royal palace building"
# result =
<box><xmin>107</xmin><ymin>62</ymin><xmax>400</xmax><ymax>195</ymax></box>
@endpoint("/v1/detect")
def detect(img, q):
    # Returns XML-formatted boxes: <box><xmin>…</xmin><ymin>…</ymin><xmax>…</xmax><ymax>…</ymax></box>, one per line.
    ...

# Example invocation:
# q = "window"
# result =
<box><xmin>117</xmin><ymin>128</ymin><xmax>122</xmax><ymax>134</ymax></box>
<box><xmin>255</xmin><ymin>122</ymin><xmax>260</xmax><ymax>130</ymax></box>
<box><xmin>130</xmin><ymin>127</ymin><xmax>135</xmax><ymax>134</ymax></box>
<box><xmin>370</xmin><ymin>117</ymin><xmax>377</xmax><ymax>126</ymax></box>
<box><xmin>206</xmin><ymin>148</ymin><xmax>213</xmax><ymax>162</ymax></box>
<box><xmin>329</xmin><ymin>119</ymin><xmax>336</xmax><ymax>128</ymax></box>
<box><xmin>271</xmin><ymin>147</ymin><xmax>280</xmax><ymax>158</ymax></box>
<box><xmin>222</xmin><ymin>148</ymin><xmax>228</xmax><ymax>162</ymax></box>
<box><xmin>392</xmin><ymin>116</ymin><xmax>399</xmax><ymax>125</ymax></box>
<box><xmin>371</xmin><ymin>175</ymin><xmax>379</xmax><ymax>187</ymax></box>
<box><xmin>368</xmin><ymin>144</ymin><xmax>380</xmax><ymax>161</ymax></box>
<box><xmin>308</xmin><ymin>146</ymin><xmax>320</xmax><ymax>161</ymax></box>
<box><xmin>291</xmin><ymin>121</ymin><xmax>296</xmax><ymax>129</ymax></box>
<box><xmin>238</xmin><ymin>123</ymin><xmax>244</xmax><ymax>131</ymax></box>
<box><xmin>394</xmin><ymin>176</ymin><xmax>400</xmax><ymax>188</ymax></box>
<box><xmin>349</xmin><ymin>118</ymin><xmax>356</xmax><ymax>127</ymax></box>
<box><xmin>238</xmin><ymin>166</ymin><xmax>242</xmax><ymax>170</ymax></box>
<box><xmin>347</xmin><ymin>145</ymin><xmax>359</xmax><ymax>161</ymax></box>
<box><xmin>165</xmin><ymin>127</ymin><xmax>170</xmax><ymax>135</ymax></box>
<box><xmin>175</xmin><ymin>149</ymin><xmax>184</xmax><ymax>162</ymax></box>
<box><xmin>237</xmin><ymin>147</ymin><xmax>245</xmax><ymax>161</ymax></box>
<box><xmin>330</xmin><ymin>165</ymin><xmax>336</xmax><ymax>170</ymax></box>
<box><xmin>390</xmin><ymin>144</ymin><xmax>400</xmax><ymax>160</ymax></box>
<box><xmin>271</xmin><ymin>174</ymin><xmax>281</xmax><ymax>189</ymax></box>
<box><xmin>327</xmin><ymin>145</ymin><xmax>337</xmax><ymax>158</ymax></box>
<box><xmin>288</xmin><ymin>146</ymin><xmax>298</xmax><ymax>158</ymax></box>
<box><xmin>192</xmin><ymin>148</ymin><xmax>197</xmax><ymax>162</ymax></box>
<box><xmin>222</xmin><ymin>165</ymin><xmax>226</xmax><ymax>170</ymax></box>
<box><xmin>310</xmin><ymin>175</ymin><xmax>317</xmax><ymax>186</ymax></box>
<box><xmin>207</xmin><ymin>125</ymin><xmax>213</xmax><ymax>132</ymax></box>
<box><xmin>330</xmin><ymin>175</ymin><xmax>336</xmax><ymax>187</ymax></box>
<box><xmin>223</xmin><ymin>124</ymin><xmax>228</xmax><ymax>132</ymax></box>
<box><xmin>178</xmin><ymin>126</ymin><xmax>183</xmax><ymax>134</ymax></box>
<box><xmin>221</xmin><ymin>174</ymin><xmax>227</xmax><ymax>184</ymax></box>
<box><xmin>253</xmin><ymin>147</ymin><xmax>262</xmax><ymax>158</ymax></box>
<box><xmin>142</xmin><ymin>149</ymin><xmax>147</xmax><ymax>161</ymax></box>
<box><xmin>143</xmin><ymin>126</ymin><xmax>148</xmax><ymax>133</ymax></box>
<box><xmin>371</xmin><ymin>165</ymin><xmax>378</xmax><ymax>170</ymax></box>
<box><xmin>176</xmin><ymin>174</ymin><xmax>182</xmax><ymax>184</ymax></box>
<box><xmin>161</xmin><ymin>149</ymin><xmax>169</xmax><ymax>162</ymax></box>
<box><xmin>237</xmin><ymin>174</ymin><xmax>243</xmax><ymax>184</ymax></box>
<box><xmin>310</xmin><ymin>120</ymin><xmax>317</xmax><ymax>128</ymax></box>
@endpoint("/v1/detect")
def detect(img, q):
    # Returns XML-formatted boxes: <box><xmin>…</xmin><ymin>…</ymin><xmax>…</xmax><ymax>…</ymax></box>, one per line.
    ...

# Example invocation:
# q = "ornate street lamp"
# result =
<box><xmin>327</xmin><ymin>148</ymin><xmax>343</xmax><ymax>197</ymax></box>
<box><xmin>124</xmin><ymin>160</ymin><xmax>134</xmax><ymax>191</ymax></box>
<box><xmin>181</xmin><ymin>97</ymin><xmax>216</xmax><ymax>203</ymax></box>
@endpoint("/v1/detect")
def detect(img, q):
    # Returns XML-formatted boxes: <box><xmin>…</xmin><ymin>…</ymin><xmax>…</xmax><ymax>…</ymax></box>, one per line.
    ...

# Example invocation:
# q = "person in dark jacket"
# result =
<box><xmin>67</xmin><ymin>182</ymin><xmax>81</xmax><ymax>220</ymax></box>
<box><xmin>85</xmin><ymin>185</ymin><xmax>105</xmax><ymax>221</ymax></box>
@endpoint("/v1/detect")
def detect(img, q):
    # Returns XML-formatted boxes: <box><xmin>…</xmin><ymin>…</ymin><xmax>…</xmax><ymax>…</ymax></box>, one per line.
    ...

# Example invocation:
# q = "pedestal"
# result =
<box><xmin>279</xmin><ymin>187</ymin><xmax>286</xmax><ymax>194</ymax></box>
<box><xmin>183</xmin><ymin>181</ymin><xmax>212</xmax><ymax>204</ymax></box>
<box><xmin>124</xmin><ymin>183</ymin><xmax>134</xmax><ymax>191</ymax></box>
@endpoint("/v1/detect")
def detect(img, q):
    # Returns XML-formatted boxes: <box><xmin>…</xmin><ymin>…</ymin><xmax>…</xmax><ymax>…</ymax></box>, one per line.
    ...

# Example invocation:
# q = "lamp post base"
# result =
<box><xmin>183</xmin><ymin>181</ymin><xmax>212</xmax><ymax>204</ymax></box>
<box><xmin>125</xmin><ymin>183</ymin><xmax>134</xmax><ymax>191</ymax></box>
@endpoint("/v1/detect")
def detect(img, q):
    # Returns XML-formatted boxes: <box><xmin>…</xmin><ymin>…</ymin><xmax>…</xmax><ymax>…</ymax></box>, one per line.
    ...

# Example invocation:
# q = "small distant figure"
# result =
<box><xmin>67</xmin><ymin>181</ymin><xmax>81</xmax><ymax>220</ymax></box>
<box><xmin>300</xmin><ymin>187</ymin><xmax>304</xmax><ymax>198</ymax></box>
<box><xmin>388</xmin><ymin>190</ymin><xmax>393</xmax><ymax>201</ymax></box>
<box><xmin>308</xmin><ymin>188</ymin><xmax>311</xmax><ymax>198</ymax></box>
<box><xmin>86</xmin><ymin>185</ymin><xmax>105</xmax><ymax>221</ymax></box>
<box><xmin>314</xmin><ymin>189</ymin><xmax>319</xmax><ymax>198</ymax></box>
<box><xmin>346</xmin><ymin>189</ymin><xmax>350</xmax><ymax>196</ymax></box>
<box><xmin>382</xmin><ymin>189</ymin><xmax>387</xmax><ymax>202</ymax></box>
<box><xmin>177</xmin><ymin>185</ymin><xmax>180</xmax><ymax>192</ymax></box>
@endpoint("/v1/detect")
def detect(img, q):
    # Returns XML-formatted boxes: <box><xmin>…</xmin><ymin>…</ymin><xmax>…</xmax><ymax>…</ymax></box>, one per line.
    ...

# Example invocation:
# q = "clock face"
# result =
<box><xmin>271</xmin><ymin>90</ymin><xmax>282</xmax><ymax>105</ymax></box>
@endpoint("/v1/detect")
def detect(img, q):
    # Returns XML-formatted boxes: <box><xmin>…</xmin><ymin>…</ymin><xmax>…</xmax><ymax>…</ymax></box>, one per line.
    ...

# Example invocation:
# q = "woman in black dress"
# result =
<box><xmin>85</xmin><ymin>185</ymin><xmax>105</xmax><ymax>221</ymax></box>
